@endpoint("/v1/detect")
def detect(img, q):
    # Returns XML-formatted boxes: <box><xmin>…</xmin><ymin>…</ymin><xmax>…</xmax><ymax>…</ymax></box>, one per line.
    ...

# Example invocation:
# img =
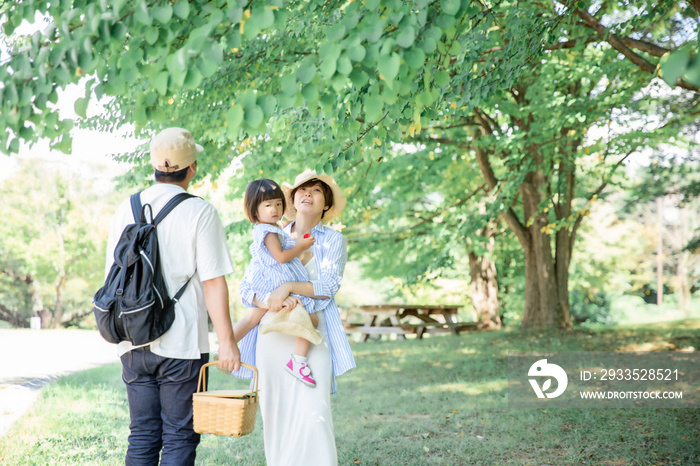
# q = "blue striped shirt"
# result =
<box><xmin>239</xmin><ymin>223</ymin><xmax>315</xmax><ymax>312</ymax></box>
<box><xmin>236</xmin><ymin>222</ymin><xmax>356</xmax><ymax>394</ymax></box>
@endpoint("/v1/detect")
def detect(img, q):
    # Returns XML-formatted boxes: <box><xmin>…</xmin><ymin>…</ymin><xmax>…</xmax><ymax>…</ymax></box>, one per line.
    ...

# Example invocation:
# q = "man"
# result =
<box><xmin>104</xmin><ymin>127</ymin><xmax>240</xmax><ymax>465</ymax></box>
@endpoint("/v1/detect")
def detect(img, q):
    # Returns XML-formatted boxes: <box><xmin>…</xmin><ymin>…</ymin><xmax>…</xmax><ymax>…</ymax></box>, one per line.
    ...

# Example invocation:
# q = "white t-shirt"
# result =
<box><xmin>105</xmin><ymin>183</ymin><xmax>234</xmax><ymax>359</ymax></box>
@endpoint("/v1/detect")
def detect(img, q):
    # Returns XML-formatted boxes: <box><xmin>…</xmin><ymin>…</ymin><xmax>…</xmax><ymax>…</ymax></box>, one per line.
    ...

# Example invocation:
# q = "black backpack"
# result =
<box><xmin>93</xmin><ymin>192</ymin><xmax>195</xmax><ymax>345</ymax></box>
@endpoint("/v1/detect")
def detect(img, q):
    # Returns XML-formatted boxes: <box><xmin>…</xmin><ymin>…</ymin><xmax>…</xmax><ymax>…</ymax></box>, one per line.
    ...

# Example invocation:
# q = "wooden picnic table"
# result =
<box><xmin>346</xmin><ymin>304</ymin><xmax>477</xmax><ymax>342</ymax></box>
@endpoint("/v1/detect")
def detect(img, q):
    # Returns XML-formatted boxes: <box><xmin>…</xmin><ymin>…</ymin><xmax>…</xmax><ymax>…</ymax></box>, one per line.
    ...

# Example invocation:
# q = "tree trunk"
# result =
<box><xmin>53</xmin><ymin>271</ymin><xmax>66</xmax><ymax>329</ymax></box>
<box><xmin>52</xmin><ymin>222</ymin><xmax>67</xmax><ymax>328</ymax></box>
<box><xmin>519</xmin><ymin>174</ymin><xmax>572</xmax><ymax>329</ymax></box>
<box><xmin>470</xmin><ymin>125</ymin><xmax>572</xmax><ymax>329</ymax></box>
<box><xmin>29</xmin><ymin>277</ymin><xmax>50</xmax><ymax>328</ymax></box>
<box><xmin>677</xmin><ymin>206</ymin><xmax>690</xmax><ymax>318</ymax></box>
<box><xmin>657</xmin><ymin>197</ymin><xmax>664</xmax><ymax>306</ymax></box>
<box><xmin>468</xmin><ymin>226</ymin><xmax>501</xmax><ymax>329</ymax></box>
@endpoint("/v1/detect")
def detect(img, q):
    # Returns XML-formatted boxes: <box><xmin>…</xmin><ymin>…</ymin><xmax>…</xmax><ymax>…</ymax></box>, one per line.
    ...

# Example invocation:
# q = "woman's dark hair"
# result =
<box><xmin>290</xmin><ymin>179</ymin><xmax>334</xmax><ymax>219</ymax></box>
<box><xmin>154</xmin><ymin>167</ymin><xmax>189</xmax><ymax>182</ymax></box>
<box><xmin>244</xmin><ymin>178</ymin><xmax>286</xmax><ymax>223</ymax></box>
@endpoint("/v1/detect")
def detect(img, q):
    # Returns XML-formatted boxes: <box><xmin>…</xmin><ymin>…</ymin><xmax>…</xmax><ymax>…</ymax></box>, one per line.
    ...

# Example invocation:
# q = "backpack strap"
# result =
<box><xmin>130</xmin><ymin>193</ymin><xmax>144</xmax><ymax>222</ymax></box>
<box><xmin>153</xmin><ymin>193</ymin><xmax>196</xmax><ymax>226</ymax></box>
<box><xmin>172</xmin><ymin>273</ymin><xmax>195</xmax><ymax>303</ymax></box>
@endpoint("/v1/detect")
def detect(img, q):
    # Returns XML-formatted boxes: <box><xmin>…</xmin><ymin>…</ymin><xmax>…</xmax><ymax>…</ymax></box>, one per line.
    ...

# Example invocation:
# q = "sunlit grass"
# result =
<box><xmin>1</xmin><ymin>321</ymin><xmax>698</xmax><ymax>465</ymax></box>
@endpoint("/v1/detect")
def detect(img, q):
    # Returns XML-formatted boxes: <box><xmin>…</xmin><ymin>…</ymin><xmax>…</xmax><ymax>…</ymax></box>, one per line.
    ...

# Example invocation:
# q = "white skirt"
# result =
<box><xmin>256</xmin><ymin>310</ymin><xmax>338</xmax><ymax>466</ymax></box>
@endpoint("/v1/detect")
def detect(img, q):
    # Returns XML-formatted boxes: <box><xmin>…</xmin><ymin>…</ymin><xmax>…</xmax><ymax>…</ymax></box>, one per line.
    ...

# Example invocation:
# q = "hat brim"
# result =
<box><xmin>258</xmin><ymin>305</ymin><xmax>323</xmax><ymax>345</ymax></box>
<box><xmin>282</xmin><ymin>170</ymin><xmax>347</xmax><ymax>224</ymax></box>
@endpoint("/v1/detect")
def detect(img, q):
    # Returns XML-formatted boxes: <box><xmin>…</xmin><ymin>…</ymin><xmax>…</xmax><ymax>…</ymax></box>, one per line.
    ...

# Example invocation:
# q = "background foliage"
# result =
<box><xmin>0</xmin><ymin>0</ymin><xmax>698</xmax><ymax>327</ymax></box>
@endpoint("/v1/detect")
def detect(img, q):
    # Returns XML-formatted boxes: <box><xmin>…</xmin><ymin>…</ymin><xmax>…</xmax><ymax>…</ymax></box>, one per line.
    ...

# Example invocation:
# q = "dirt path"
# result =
<box><xmin>0</xmin><ymin>329</ymin><xmax>119</xmax><ymax>436</ymax></box>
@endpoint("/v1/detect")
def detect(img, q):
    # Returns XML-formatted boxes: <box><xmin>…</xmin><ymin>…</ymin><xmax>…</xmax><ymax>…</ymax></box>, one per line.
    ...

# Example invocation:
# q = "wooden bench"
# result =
<box><xmin>346</xmin><ymin>304</ymin><xmax>475</xmax><ymax>341</ymax></box>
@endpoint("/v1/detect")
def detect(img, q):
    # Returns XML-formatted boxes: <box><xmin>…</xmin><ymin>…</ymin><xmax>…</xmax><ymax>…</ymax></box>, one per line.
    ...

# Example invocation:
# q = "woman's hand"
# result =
<box><xmin>268</xmin><ymin>283</ymin><xmax>292</xmax><ymax>312</ymax></box>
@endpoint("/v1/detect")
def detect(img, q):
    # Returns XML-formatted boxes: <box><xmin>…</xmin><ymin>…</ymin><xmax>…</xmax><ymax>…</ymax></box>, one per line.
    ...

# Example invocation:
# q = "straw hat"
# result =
<box><xmin>258</xmin><ymin>305</ymin><xmax>323</xmax><ymax>345</ymax></box>
<box><xmin>282</xmin><ymin>169</ymin><xmax>347</xmax><ymax>224</ymax></box>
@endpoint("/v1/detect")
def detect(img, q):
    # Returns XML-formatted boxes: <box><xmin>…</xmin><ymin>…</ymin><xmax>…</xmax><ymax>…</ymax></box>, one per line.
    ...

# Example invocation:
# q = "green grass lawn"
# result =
<box><xmin>1</xmin><ymin>320</ymin><xmax>699</xmax><ymax>465</ymax></box>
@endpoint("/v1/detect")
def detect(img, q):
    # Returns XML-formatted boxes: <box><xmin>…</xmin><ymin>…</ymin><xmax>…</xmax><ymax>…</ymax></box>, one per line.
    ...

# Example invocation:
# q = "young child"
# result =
<box><xmin>233</xmin><ymin>178</ymin><xmax>323</xmax><ymax>387</ymax></box>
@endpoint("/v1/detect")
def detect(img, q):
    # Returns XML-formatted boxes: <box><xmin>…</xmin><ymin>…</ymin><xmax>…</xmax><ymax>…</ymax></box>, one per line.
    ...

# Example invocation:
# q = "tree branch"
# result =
<box><xmin>619</xmin><ymin>37</ymin><xmax>670</xmax><ymax>57</ymax></box>
<box><xmin>468</xmin><ymin>120</ymin><xmax>530</xmax><ymax>246</ymax></box>
<box><xmin>690</xmin><ymin>0</ymin><xmax>700</xmax><ymax>15</ymax></box>
<box><xmin>574</xmin><ymin>8</ymin><xmax>699</xmax><ymax>92</ymax></box>
<box><xmin>346</xmin><ymin>184</ymin><xmax>488</xmax><ymax>243</ymax></box>
<box><xmin>546</xmin><ymin>35</ymin><xmax>597</xmax><ymax>50</ymax></box>
<box><xmin>0</xmin><ymin>303</ymin><xmax>29</xmax><ymax>328</ymax></box>
<box><xmin>413</xmin><ymin>137</ymin><xmax>469</xmax><ymax>149</ymax></box>
<box><xmin>569</xmin><ymin>148</ymin><xmax>635</xmax><ymax>255</ymax></box>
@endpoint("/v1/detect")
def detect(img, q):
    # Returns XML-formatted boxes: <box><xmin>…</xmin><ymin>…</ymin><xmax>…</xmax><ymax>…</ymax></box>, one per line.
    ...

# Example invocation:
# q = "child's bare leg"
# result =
<box><xmin>294</xmin><ymin>337</ymin><xmax>311</xmax><ymax>358</ymax></box>
<box><xmin>233</xmin><ymin>308</ymin><xmax>267</xmax><ymax>343</ymax></box>
<box><xmin>293</xmin><ymin>312</ymin><xmax>320</xmax><ymax>357</ymax></box>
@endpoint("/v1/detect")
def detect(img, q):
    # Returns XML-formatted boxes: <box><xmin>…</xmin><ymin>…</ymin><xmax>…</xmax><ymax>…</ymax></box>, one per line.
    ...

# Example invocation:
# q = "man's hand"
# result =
<box><xmin>216</xmin><ymin>340</ymin><xmax>241</xmax><ymax>373</ymax></box>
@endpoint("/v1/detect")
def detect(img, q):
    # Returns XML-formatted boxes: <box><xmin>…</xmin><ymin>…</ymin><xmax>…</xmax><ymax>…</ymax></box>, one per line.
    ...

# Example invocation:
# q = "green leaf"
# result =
<box><xmin>254</xmin><ymin>7</ymin><xmax>275</xmax><ymax>30</ymax></box>
<box><xmin>173</xmin><ymin>1</ymin><xmax>190</xmax><ymax>19</ymax></box>
<box><xmin>8</xmin><ymin>137</ymin><xmax>20</xmax><ymax>154</ymax></box>
<box><xmin>198</xmin><ymin>56</ymin><xmax>219</xmax><ymax>78</ymax></box>
<box><xmin>239</xmin><ymin>90</ymin><xmax>257</xmax><ymax>110</ymax></box>
<box><xmin>301</xmin><ymin>83</ymin><xmax>319</xmax><ymax>102</ymax></box>
<box><xmin>145</xmin><ymin>26</ymin><xmax>159</xmax><ymax>45</ymax></box>
<box><xmin>226</xmin><ymin>6</ymin><xmax>243</xmax><ymax>23</ymax></box>
<box><xmin>261</xmin><ymin>95</ymin><xmax>277</xmax><ymax>115</ymax></box>
<box><xmin>281</xmin><ymin>74</ymin><xmax>298</xmax><ymax>96</ymax></box>
<box><xmin>245</xmin><ymin>105</ymin><xmax>264</xmax><ymax>128</ymax></box>
<box><xmin>152</xmin><ymin>71</ymin><xmax>169</xmax><ymax>95</ymax></box>
<box><xmin>348</xmin><ymin>45</ymin><xmax>366</xmax><ymax>62</ymax></box>
<box><xmin>74</xmin><ymin>97</ymin><xmax>88</xmax><ymax>118</ymax></box>
<box><xmin>441</xmin><ymin>0</ymin><xmax>461</xmax><ymax>15</ymax></box>
<box><xmin>203</xmin><ymin>41</ymin><xmax>223</xmax><ymax>65</ymax></box>
<box><xmin>660</xmin><ymin>49</ymin><xmax>690</xmax><ymax>87</ymax></box>
<box><xmin>166</xmin><ymin>49</ymin><xmax>188</xmax><ymax>87</ymax></box>
<box><xmin>396</xmin><ymin>26</ymin><xmax>416</xmax><ymax>48</ymax></box>
<box><xmin>685</xmin><ymin>56</ymin><xmax>700</xmax><ymax>86</ymax></box>
<box><xmin>378</xmin><ymin>52</ymin><xmax>400</xmax><ymax>82</ymax></box>
<box><xmin>361</xmin><ymin>15</ymin><xmax>386</xmax><ymax>43</ymax></box>
<box><xmin>405</xmin><ymin>47</ymin><xmax>426</xmax><ymax>70</ymax></box>
<box><xmin>327</xmin><ymin>23</ymin><xmax>346</xmax><ymax>41</ymax></box>
<box><xmin>226</xmin><ymin>104</ymin><xmax>244</xmax><ymax>135</ymax></box>
<box><xmin>349</xmin><ymin>69</ymin><xmax>369</xmax><ymax>87</ymax></box>
<box><xmin>184</xmin><ymin>67</ymin><xmax>203</xmax><ymax>89</ymax></box>
<box><xmin>434</xmin><ymin>70</ymin><xmax>450</xmax><ymax>87</ymax></box>
<box><xmin>134</xmin><ymin>0</ymin><xmax>152</xmax><ymax>26</ymax></box>
<box><xmin>337</xmin><ymin>55</ymin><xmax>353</xmax><ymax>75</ymax></box>
<box><xmin>320</xmin><ymin>56</ymin><xmax>337</xmax><ymax>79</ymax></box>
<box><xmin>331</xmin><ymin>74</ymin><xmax>347</xmax><ymax>92</ymax></box>
<box><xmin>111</xmin><ymin>22</ymin><xmax>127</xmax><ymax>40</ymax></box>
<box><xmin>364</xmin><ymin>95</ymin><xmax>384</xmax><ymax>120</ymax></box>
<box><xmin>151</xmin><ymin>4</ymin><xmax>173</xmax><ymax>24</ymax></box>
<box><xmin>296</xmin><ymin>58</ymin><xmax>317</xmax><ymax>84</ymax></box>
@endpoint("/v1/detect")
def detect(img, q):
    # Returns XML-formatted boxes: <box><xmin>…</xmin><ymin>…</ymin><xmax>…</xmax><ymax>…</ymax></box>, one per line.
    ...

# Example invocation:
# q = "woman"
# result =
<box><xmin>236</xmin><ymin>169</ymin><xmax>356</xmax><ymax>465</ymax></box>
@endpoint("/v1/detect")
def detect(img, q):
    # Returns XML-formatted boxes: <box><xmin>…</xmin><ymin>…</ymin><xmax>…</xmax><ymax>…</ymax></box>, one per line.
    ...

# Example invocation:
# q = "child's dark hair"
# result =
<box><xmin>244</xmin><ymin>179</ymin><xmax>286</xmax><ymax>223</ymax></box>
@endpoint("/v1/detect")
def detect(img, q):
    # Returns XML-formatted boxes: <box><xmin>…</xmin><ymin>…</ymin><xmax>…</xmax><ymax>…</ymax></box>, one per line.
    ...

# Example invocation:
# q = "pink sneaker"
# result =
<box><xmin>284</xmin><ymin>356</ymin><xmax>317</xmax><ymax>388</ymax></box>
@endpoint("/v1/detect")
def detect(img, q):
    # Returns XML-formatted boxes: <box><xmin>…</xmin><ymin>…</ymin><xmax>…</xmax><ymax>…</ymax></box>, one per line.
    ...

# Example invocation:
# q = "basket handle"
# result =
<box><xmin>196</xmin><ymin>362</ymin><xmax>259</xmax><ymax>398</ymax></box>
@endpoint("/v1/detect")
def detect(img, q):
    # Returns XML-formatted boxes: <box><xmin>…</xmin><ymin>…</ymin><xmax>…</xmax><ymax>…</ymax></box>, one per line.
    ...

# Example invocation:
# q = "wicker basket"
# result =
<box><xmin>192</xmin><ymin>362</ymin><xmax>259</xmax><ymax>437</ymax></box>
